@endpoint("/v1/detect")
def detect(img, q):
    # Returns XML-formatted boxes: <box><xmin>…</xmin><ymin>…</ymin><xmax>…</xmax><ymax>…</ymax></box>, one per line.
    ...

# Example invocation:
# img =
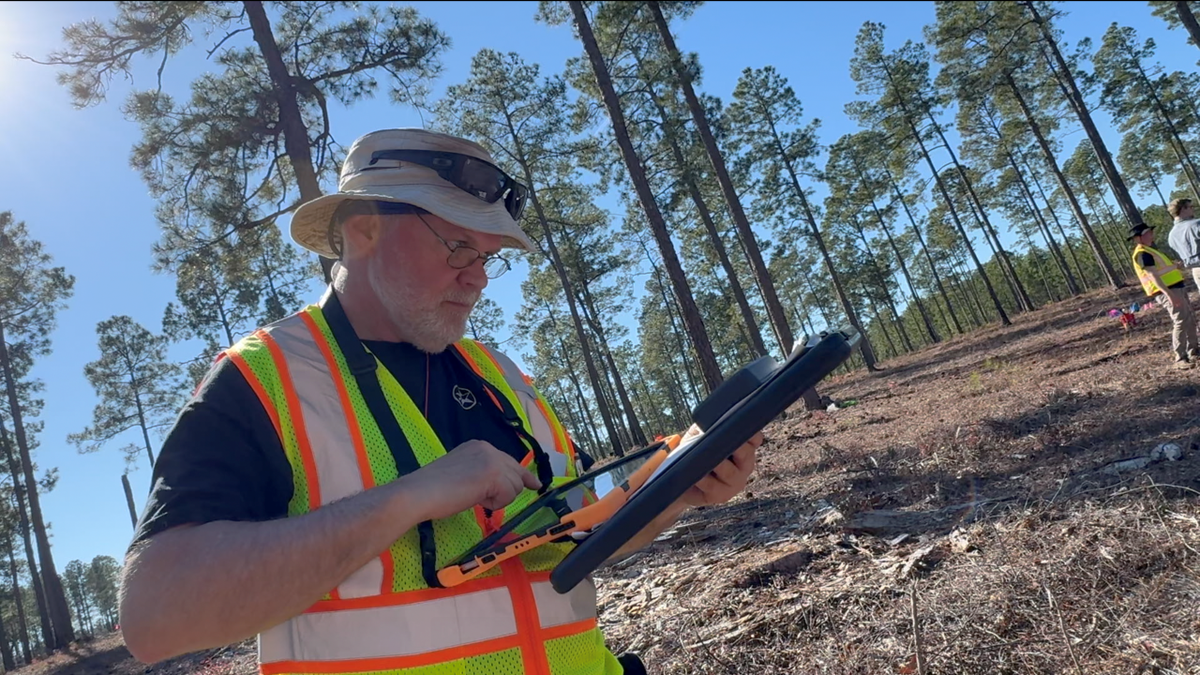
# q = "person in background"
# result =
<box><xmin>1167</xmin><ymin>198</ymin><xmax>1200</xmax><ymax>289</ymax></box>
<box><xmin>1131</xmin><ymin>221</ymin><xmax>1198</xmax><ymax>368</ymax></box>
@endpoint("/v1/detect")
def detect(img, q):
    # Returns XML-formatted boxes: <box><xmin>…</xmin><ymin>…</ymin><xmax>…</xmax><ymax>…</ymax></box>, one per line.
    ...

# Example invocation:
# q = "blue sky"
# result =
<box><xmin>0</xmin><ymin>1</ymin><xmax>1195</xmax><ymax>573</ymax></box>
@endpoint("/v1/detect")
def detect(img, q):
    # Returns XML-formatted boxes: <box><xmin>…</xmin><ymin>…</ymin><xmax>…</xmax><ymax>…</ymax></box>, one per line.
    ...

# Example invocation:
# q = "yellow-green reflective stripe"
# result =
<box><xmin>457</xmin><ymin>341</ymin><xmax>535</xmax><ymax>433</ymax></box>
<box><xmin>304</xmin><ymin>306</ymin><xmax>485</xmax><ymax>583</ymax></box>
<box><xmin>226</xmin><ymin>333</ymin><xmax>311</xmax><ymax>517</ymax></box>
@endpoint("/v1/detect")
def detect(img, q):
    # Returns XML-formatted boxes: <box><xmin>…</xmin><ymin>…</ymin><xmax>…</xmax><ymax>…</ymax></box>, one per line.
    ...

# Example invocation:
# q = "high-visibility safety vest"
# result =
<box><xmin>216</xmin><ymin>288</ymin><xmax>622</xmax><ymax>675</ymax></box>
<box><xmin>1133</xmin><ymin>244</ymin><xmax>1185</xmax><ymax>296</ymax></box>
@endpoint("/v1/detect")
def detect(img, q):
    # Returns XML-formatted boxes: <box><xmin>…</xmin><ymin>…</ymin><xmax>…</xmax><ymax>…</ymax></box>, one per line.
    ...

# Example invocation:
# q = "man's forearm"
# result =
<box><xmin>120</xmin><ymin>477</ymin><xmax>422</xmax><ymax>664</ymax></box>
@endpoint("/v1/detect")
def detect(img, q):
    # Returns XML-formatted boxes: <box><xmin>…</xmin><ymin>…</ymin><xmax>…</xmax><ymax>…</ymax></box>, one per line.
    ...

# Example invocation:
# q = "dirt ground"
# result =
<box><xmin>28</xmin><ymin>286</ymin><xmax>1200</xmax><ymax>674</ymax></box>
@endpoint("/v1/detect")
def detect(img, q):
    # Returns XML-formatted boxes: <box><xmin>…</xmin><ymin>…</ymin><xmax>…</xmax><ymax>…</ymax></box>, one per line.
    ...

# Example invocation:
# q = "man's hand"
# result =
<box><xmin>403</xmin><ymin>440</ymin><xmax>540</xmax><ymax>520</ymax></box>
<box><xmin>676</xmin><ymin>430</ymin><xmax>763</xmax><ymax>508</ymax></box>
<box><xmin>606</xmin><ymin>429</ymin><xmax>765</xmax><ymax>560</ymax></box>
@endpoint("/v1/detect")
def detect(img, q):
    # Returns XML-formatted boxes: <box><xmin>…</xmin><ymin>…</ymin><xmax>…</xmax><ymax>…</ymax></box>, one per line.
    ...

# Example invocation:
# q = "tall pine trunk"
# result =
<box><xmin>1121</xmin><ymin>46</ymin><xmax>1200</xmax><ymax>197</ymax></box>
<box><xmin>1173</xmin><ymin>0</ymin><xmax>1200</xmax><ymax>50</ymax></box>
<box><xmin>852</xmin><ymin>155</ymin><xmax>940</xmax><ymax>343</ymax></box>
<box><xmin>0</xmin><ymin>571</ymin><xmax>13</xmax><ymax>670</ymax></box>
<box><xmin>878</xmin><ymin>55</ymin><xmax>1009</xmax><ymax>326</ymax></box>
<box><xmin>1022</xmin><ymin>230</ymin><xmax>1061</xmax><ymax>303</ymax></box>
<box><xmin>853</xmin><ymin>225</ymin><xmax>913</xmax><ymax>351</ymax></box>
<box><xmin>0</xmin><ymin>321</ymin><xmax>76</xmax><ymax>649</ymax></box>
<box><xmin>642</xmin><ymin>83</ymin><xmax>768</xmax><ymax>359</ymax></box>
<box><xmin>571</xmin><ymin>0</ymin><xmax>722</xmax><ymax>392</ymax></box>
<box><xmin>122</xmin><ymin>473</ymin><xmax>139</xmax><ymax>528</ymax></box>
<box><xmin>1006</xmin><ymin>150</ymin><xmax>1081</xmax><ymax>295</ymax></box>
<box><xmin>1025</xmin><ymin>1</ymin><xmax>1141</xmax><ymax>233</ymax></box>
<box><xmin>647</xmin><ymin>1</ymin><xmax>798</xmax><ymax>357</ymax></box>
<box><xmin>4</xmin><ymin>530</ymin><xmax>31</xmax><ymax>665</ymax></box>
<box><xmin>575</xmin><ymin>277</ymin><xmax>647</xmax><ymax>447</ymax></box>
<box><xmin>243</xmin><ymin>0</ymin><xmax>334</xmax><ymax>281</ymax></box>
<box><xmin>910</xmin><ymin>120</ymin><xmax>1009</xmax><ymax>326</ymax></box>
<box><xmin>0</xmin><ymin>419</ymin><xmax>51</xmax><ymax>653</ymax></box>
<box><xmin>869</xmin><ymin>205</ymin><xmax>940</xmax><ymax>343</ymax></box>
<box><xmin>131</xmin><ymin>387</ymin><xmax>157</xmax><ymax>468</ymax></box>
<box><xmin>1019</xmin><ymin>153</ymin><xmax>1092</xmax><ymax>289</ymax></box>
<box><xmin>1006</xmin><ymin>70</ymin><xmax>1121</xmax><ymax>288</ymax></box>
<box><xmin>927</xmin><ymin>114</ymin><xmax>1033</xmax><ymax>312</ymax></box>
<box><xmin>883</xmin><ymin>167</ymin><xmax>964</xmax><ymax>333</ymax></box>
<box><xmin>783</xmin><ymin>193</ymin><xmax>877</xmax><ymax>367</ymax></box>
<box><xmin>518</xmin><ymin>152</ymin><xmax>624</xmax><ymax>458</ymax></box>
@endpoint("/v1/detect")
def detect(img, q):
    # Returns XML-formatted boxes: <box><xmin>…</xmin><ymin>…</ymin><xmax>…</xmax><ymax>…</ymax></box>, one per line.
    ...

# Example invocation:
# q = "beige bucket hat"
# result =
<box><xmin>289</xmin><ymin>128</ymin><xmax>536</xmax><ymax>259</ymax></box>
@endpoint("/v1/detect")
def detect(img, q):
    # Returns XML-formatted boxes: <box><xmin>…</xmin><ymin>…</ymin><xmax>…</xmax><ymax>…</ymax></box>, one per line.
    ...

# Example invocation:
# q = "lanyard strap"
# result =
<box><xmin>319</xmin><ymin>287</ymin><xmax>442</xmax><ymax>588</ymax></box>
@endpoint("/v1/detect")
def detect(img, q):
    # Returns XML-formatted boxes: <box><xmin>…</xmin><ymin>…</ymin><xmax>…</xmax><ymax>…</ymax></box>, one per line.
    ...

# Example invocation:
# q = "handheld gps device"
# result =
<box><xmin>434</xmin><ymin>327</ymin><xmax>859</xmax><ymax>593</ymax></box>
<box><xmin>549</xmin><ymin>326</ymin><xmax>859</xmax><ymax>593</ymax></box>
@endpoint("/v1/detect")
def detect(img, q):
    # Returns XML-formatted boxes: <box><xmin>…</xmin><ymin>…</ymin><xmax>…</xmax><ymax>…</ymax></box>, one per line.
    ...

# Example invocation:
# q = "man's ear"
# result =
<box><xmin>340</xmin><ymin>215</ymin><xmax>382</xmax><ymax>260</ymax></box>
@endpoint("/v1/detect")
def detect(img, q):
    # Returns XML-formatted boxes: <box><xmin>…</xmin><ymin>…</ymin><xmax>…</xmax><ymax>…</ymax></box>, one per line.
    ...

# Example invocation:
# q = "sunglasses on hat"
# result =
<box><xmin>366</xmin><ymin>149</ymin><xmax>529</xmax><ymax>222</ymax></box>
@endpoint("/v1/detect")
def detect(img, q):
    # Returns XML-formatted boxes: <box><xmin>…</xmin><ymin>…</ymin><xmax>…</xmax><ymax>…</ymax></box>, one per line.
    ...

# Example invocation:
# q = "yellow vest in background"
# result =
<box><xmin>1133</xmin><ymin>244</ymin><xmax>1185</xmax><ymax>296</ymax></box>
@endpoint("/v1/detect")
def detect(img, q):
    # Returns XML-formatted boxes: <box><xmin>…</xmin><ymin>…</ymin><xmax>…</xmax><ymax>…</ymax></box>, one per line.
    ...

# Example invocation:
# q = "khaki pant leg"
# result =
<box><xmin>1166</xmin><ymin>290</ymin><xmax>1189</xmax><ymax>361</ymax></box>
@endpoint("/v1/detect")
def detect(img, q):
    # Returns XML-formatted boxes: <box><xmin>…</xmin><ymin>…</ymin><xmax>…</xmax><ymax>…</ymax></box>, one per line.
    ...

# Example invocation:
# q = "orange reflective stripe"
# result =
<box><xmin>299</xmin><ymin>311</ymin><xmax>375</xmax><ymax>487</ymax></box>
<box><xmin>259</xmin><ymin>634</ymin><xmax>523</xmax><ymax>675</ymax></box>
<box><xmin>501</xmin><ymin>559</ymin><xmax>551</xmax><ymax>675</ymax></box>
<box><xmin>473</xmin><ymin>505</ymin><xmax>491</xmax><ymax>534</ymax></box>
<box><xmin>305</xmin><ymin>574</ymin><xmax>514</xmax><ymax>613</ymax></box>
<box><xmin>454</xmin><ymin>343</ymin><xmax>486</xmax><ymax>376</ymax></box>
<box><xmin>484</xmin><ymin>387</ymin><xmax>503</xmax><ymax>410</ymax></box>
<box><xmin>259</xmin><ymin>329</ymin><xmax>321</xmax><ymax>511</ymax></box>
<box><xmin>473</xmin><ymin>342</ymin><xmax>508</xmax><ymax>376</ymax></box>
<box><xmin>228</xmin><ymin>352</ymin><xmax>281</xmax><ymax>440</ymax></box>
<box><xmin>540</xmin><ymin>617</ymin><xmax>599</xmax><ymax>641</ymax></box>
<box><xmin>534</xmin><ymin>398</ymin><xmax>566</xmax><ymax>456</ymax></box>
<box><xmin>298</xmin><ymin>311</ymin><xmax>394</xmax><ymax>595</ymax></box>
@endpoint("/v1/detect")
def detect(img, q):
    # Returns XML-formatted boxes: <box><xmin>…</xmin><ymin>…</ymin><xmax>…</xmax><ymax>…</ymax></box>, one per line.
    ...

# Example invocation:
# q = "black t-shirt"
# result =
<box><xmin>1138</xmin><ymin>251</ymin><xmax>1185</xmax><ymax>290</ymax></box>
<box><xmin>132</xmin><ymin>338</ymin><xmax>590</xmax><ymax>547</ymax></box>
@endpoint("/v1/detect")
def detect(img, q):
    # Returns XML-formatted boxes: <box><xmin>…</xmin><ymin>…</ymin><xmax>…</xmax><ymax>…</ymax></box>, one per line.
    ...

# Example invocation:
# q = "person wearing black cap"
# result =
<box><xmin>1130</xmin><ymin>222</ymin><xmax>1198</xmax><ymax>368</ymax></box>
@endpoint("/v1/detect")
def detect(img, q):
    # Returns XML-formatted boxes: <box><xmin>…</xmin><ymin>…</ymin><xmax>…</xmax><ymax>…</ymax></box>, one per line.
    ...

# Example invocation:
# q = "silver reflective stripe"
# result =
<box><xmin>486</xmin><ymin>345</ymin><xmax>564</xmax><ymax>464</ymax></box>
<box><xmin>531</xmin><ymin>578</ymin><xmax>598</xmax><ymax>629</ymax></box>
<box><xmin>260</xmin><ymin>587</ymin><xmax>518</xmax><ymax>664</ymax></box>
<box><xmin>264</xmin><ymin>315</ymin><xmax>383</xmax><ymax>599</ymax></box>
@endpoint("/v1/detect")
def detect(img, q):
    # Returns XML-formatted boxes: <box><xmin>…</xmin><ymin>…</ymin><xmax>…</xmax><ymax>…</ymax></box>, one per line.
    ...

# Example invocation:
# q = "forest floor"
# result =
<box><xmin>26</xmin><ymin>285</ymin><xmax>1200</xmax><ymax>674</ymax></box>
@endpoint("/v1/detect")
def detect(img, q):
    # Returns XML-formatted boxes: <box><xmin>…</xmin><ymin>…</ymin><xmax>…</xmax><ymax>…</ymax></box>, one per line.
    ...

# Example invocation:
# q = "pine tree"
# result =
<box><xmin>0</xmin><ymin>503</ymin><xmax>31</xmax><ymax>664</ymax></box>
<box><xmin>728</xmin><ymin>66</ymin><xmax>880</xmax><ymax>369</ymax></box>
<box><xmin>561</xmin><ymin>0</ymin><xmax>724</xmax><ymax>393</ymax></box>
<box><xmin>69</xmin><ymin>316</ymin><xmax>183</xmax><ymax>470</ymax></box>
<box><xmin>826</xmin><ymin>131</ymin><xmax>941</xmax><ymax>344</ymax></box>
<box><xmin>466</xmin><ymin>298</ymin><xmax>506</xmax><ymax>346</ymax></box>
<box><xmin>1149</xmin><ymin>1</ymin><xmax>1200</xmax><ymax>52</ymax></box>
<box><xmin>849</xmin><ymin>22</ymin><xmax>1011</xmax><ymax>326</ymax></box>
<box><xmin>62</xmin><ymin>561</ymin><xmax>94</xmax><ymax>638</ymax></box>
<box><xmin>437</xmin><ymin>48</ymin><xmax>631</xmax><ymax>457</ymax></box>
<box><xmin>0</xmin><ymin>421</ymin><xmax>48</xmax><ymax>658</ymax></box>
<box><xmin>29</xmin><ymin>2</ymin><xmax>449</xmax><ymax>281</ymax></box>
<box><xmin>645</xmin><ymin>1</ymin><xmax>799</xmax><ymax>358</ymax></box>
<box><xmin>1020</xmin><ymin>1</ymin><xmax>1143</xmax><ymax>230</ymax></box>
<box><xmin>1092</xmin><ymin>23</ymin><xmax>1200</xmax><ymax>198</ymax></box>
<box><xmin>85</xmin><ymin>556</ymin><xmax>120</xmax><ymax>632</ymax></box>
<box><xmin>0</xmin><ymin>212</ymin><xmax>74</xmax><ymax>649</ymax></box>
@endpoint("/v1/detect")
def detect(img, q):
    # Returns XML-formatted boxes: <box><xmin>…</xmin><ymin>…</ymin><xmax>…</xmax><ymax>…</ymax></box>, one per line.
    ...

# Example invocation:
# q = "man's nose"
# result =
<box><xmin>458</xmin><ymin>260</ymin><xmax>489</xmax><ymax>289</ymax></box>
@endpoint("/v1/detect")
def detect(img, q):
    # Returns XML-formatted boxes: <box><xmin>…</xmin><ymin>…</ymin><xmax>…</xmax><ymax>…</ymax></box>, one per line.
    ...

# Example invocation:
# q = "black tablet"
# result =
<box><xmin>548</xmin><ymin>327</ymin><xmax>858</xmax><ymax>594</ymax></box>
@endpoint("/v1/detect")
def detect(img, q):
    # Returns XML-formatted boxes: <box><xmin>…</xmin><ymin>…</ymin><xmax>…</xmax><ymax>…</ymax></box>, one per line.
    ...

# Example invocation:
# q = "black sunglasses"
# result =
<box><xmin>366</xmin><ymin>149</ymin><xmax>529</xmax><ymax>222</ymax></box>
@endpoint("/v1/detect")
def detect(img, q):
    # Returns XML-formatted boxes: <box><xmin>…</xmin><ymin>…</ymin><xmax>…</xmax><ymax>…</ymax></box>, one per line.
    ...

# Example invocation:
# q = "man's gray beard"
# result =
<box><xmin>368</xmin><ymin>258</ymin><xmax>478</xmax><ymax>353</ymax></box>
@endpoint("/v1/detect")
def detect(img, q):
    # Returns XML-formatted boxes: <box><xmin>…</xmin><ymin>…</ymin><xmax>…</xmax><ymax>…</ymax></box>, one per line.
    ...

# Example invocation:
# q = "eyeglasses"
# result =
<box><xmin>418</xmin><ymin>213</ymin><xmax>511</xmax><ymax>279</ymax></box>
<box><xmin>366</xmin><ymin>149</ymin><xmax>529</xmax><ymax>222</ymax></box>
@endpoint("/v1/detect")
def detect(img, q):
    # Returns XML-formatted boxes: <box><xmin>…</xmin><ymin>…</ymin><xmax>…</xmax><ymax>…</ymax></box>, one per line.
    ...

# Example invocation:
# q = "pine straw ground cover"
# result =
<box><xmin>24</xmin><ymin>286</ymin><xmax>1200</xmax><ymax>675</ymax></box>
<box><xmin>596</xmin><ymin>287</ymin><xmax>1200</xmax><ymax>674</ymax></box>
